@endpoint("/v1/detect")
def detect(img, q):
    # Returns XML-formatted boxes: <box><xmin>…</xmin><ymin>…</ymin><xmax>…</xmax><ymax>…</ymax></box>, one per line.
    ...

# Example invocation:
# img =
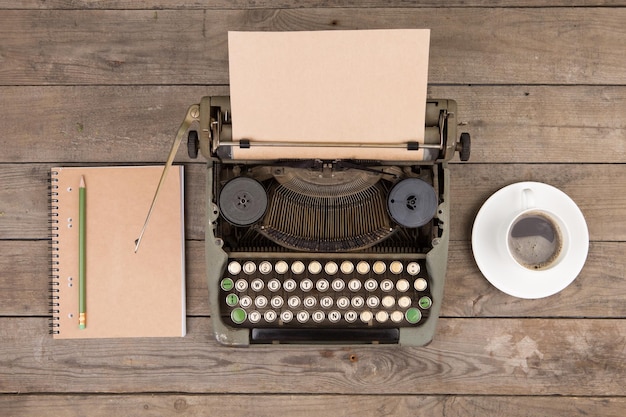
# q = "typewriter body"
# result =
<box><xmin>187</xmin><ymin>95</ymin><xmax>469</xmax><ymax>346</ymax></box>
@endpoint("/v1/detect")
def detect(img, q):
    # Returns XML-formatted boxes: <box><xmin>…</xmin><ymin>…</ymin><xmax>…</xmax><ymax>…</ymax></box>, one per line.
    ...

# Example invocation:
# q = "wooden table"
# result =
<box><xmin>1</xmin><ymin>2</ymin><xmax>625</xmax><ymax>416</ymax></box>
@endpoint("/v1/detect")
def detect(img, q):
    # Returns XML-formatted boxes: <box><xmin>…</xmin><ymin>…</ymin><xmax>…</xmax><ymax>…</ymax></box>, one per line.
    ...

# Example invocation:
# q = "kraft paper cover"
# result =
<box><xmin>51</xmin><ymin>166</ymin><xmax>186</xmax><ymax>339</ymax></box>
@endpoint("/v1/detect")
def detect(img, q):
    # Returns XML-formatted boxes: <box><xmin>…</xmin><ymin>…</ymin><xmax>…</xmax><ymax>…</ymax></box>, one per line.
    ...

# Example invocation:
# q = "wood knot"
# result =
<box><xmin>174</xmin><ymin>398</ymin><xmax>188</xmax><ymax>411</ymax></box>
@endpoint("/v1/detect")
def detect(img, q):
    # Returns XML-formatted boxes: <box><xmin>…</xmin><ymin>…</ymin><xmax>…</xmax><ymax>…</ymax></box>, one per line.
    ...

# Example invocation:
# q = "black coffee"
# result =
<box><xmin>507</xmin><ymin>212</ymin><xmax>562</xmax><ymax>270</ymax></box>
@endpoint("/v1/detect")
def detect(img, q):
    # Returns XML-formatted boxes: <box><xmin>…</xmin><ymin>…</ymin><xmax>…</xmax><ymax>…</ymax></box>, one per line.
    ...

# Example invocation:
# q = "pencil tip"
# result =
<box><xmin>80</xmin><ymin>175</ymin><xmax>85</xmax><ymax>188</ymax></box>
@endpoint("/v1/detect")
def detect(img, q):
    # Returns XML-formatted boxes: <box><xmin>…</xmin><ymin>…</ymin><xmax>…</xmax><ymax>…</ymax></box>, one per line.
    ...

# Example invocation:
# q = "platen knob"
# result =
<box><xmin>457</xmin><ymin>132</ymin><xmax>471</xmax><ymax>161</ymax></box>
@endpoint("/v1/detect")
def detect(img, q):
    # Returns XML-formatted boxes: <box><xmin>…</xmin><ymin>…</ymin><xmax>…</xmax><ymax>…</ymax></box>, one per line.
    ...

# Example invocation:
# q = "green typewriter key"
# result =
<box><xmin>419</xmin><ymin>296</ymin><xmax>432</xmax><ymax>309</ymax></box>
<box><xmin>226</xmin><ymin>294</ymin><xmax>239</xmax><ymax>307</ymax></box>
<box><xmin>231</xmin><ymin>308</ymin><xmax>247</xmax><ymax>324</ymax></box>
<box><xmin>405</xmin><ymin>308</ymin><xmax>422</xmax><ymax>324</ymax></box>
<box><xmin>220</xmin><ymin>278</ymin><xmax>234</xmax><ymax>291</ymax></box>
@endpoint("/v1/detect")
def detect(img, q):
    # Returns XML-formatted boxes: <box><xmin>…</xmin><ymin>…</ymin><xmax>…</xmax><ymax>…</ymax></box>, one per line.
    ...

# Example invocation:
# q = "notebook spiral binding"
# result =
<box><xmin>48</xmin><ymin>170</ymin><xmax>60</xmax><ymax>334</ymax></box>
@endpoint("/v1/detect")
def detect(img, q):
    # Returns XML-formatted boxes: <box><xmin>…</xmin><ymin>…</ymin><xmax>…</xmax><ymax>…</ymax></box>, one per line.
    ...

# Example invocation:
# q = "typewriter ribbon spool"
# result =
<box><xmin>387</xmin><ymin>178</ymin><xmax>438</xmax><ymax>228</ymax></box>
<box><xmin>219</xmin><ymin>177</ymin><xmax>268</xmax><ymax>226</ymax></box>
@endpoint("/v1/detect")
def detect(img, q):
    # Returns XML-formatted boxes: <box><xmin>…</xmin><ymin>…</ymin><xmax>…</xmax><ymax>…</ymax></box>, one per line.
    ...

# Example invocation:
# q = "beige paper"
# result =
<box><xmin>228</xmin><ymin>29</ymin><xmax>430</xmax><ymax>161</ymax></box>
<box><xmin>51</xmin><ymin>166</ymin><xmax>186</xmax><ymax>339</ymax></box>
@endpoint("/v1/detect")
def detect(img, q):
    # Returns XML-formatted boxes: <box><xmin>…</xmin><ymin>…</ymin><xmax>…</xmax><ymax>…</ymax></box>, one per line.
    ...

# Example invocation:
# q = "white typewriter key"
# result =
<box><xmin>380</xmin><ymin>279</ymin><xmax>394</xmax><ymax>292</ymax></box>
<box><xmin>348</xmin><ymin>278</ymin><xmax>362</xmax><ymax>292</ymax></box>
<box><xmin>280</xmin><ymin>310</ymin><xmax>293</xmax><ymax>323</ymax></box>
<box><xmin>391</xmin><ymin>311</ymin><xmax>404</xmax><ymax>323</ymax></box>
<box><xmin>259</xmin><ymin>261</ymin><xmax>272</xmax><ymax>274</ymax></box>
<box><xmin>328</xmin><ymin>311</ymin><xmax>341</xmax><ymax>323</ymax></box>
<box><xmin>250</xmin><ymin>279</ymin><xmax>264</xmax><ymax>292</ymax></box>
<box><xmin>356</xmin><ymin>261</ymin><xmax>370</xmax><ymax>275</ymax></box>
<box><xmin>234</xmin><ymin>279</ymin><xmax>248</xmax><ymax>292</ymax></box>
<box><xmin>297</xmin><ymin>310</ymin><xmax>310</xmax><ymax>323</ymax></box>
<box><xmin>291</xmin><ymin>261</ymin><xmax>306</xmax><ymax>275</ymax></box>
<box><xmin>303</xmin><ymin>296</ymin><xmax>317</xmax><ymax>308</ymax></box>
<box><xmin>340</xmin><ymin>261</ymin><xmax>354</xmax><ymax>274</ymax></box>
<box><xmin>264</xmin><ymin>310</ymin><xmax>277</xmax><ymax>323</ymax></box>
<box><xmin>271</xmin><ymin>296</ymin><xmax>284</xmax><ymax>309</ymax></box>
<box><xmin>288</xmin><ymin>296</ymin><xmax>301</xmax><ymax>308</ymax></box>
<box><xmin>382</xmin><ymin>295</ymin><xmax>396</xmax><ymax>308</ymax></box>
<box><xmin>239</xmin><ymin>296</ymin><xmax>252</xmax><ymax>309</ymax></box>
<box><xmin>398</xmin><ymin>296</ymin><xmax>412</xmax><ymax>309</ymax></box>
<box><xmin>396</xmin><ymin>279</ymin><xmax>410</xmax><ymax>292</ymax></box>
<box><xmin>243</xmin><ymin>261</ymin><xmax>256</xmax><ymax>275</ymax></box>
<box><xmin>373</xmin><ymin>261</ymin><xmax>386</xmax><ymax>275</ymax></box>
<box><xmin>366</xmin><ymin>296</ymin><xmax>380</xmax><ymax>308</ymax></box>
<box><xmin>308</xmin><ymin>261</ymin><xmax>322</xmax><ymax>275</ymax></box>
<box><xmin>254</xmin><ymin>295</ymin><xmax>268</xmax><ymax>309</ymax></box>
<box><xmin>364</xmin><ymin>278</ymin><xmax>378</xmax><ymax>291</ymax></box>
<box><xmin>376</xmin><ymin>311</ymin><xmax>389</xmax><ymax>323</ymax></box>
<box><xmin>360</xmin><ymin>311</ymin><xmax>373</xmax><ymax>323</ymax></box>
<box><xmin>390</xmin><ymin>261</ymin><xmax>403</xmax><ymax>274</ymax></box>
<box><xmin>414</xmin><ymin>277</ymin><xmax>428</xmax><ymax>291</ymax></box>
<box><xmin>283</xmin><ymin>279</ymin><xmax>297</xmax><ymax>292</ymax></box>
<box><xmin>324</xmin><ymin>261</ymin><xmax>338</xmax><ymax>275</ymax></box>
<box><xmin>407</xmin><ymin>262</ymin><xmax>421</xmax><ymax>276</ymax></box>
<box><xmin>267</xmin><ymin>278</ymin><xmax>281</xmax><ymax>292</ymax></box>
<box><xmin>248</xmin><ymin>311</ymin><xmax>261</xmax><ymax>324</ymax></box>
<box><xmin>331</xmin><ymin>278</ymin><xmax>345</xmax><ymax>291</ymax></box>
<box><xmin>228</xmin><ymin>261</ymin><xmax>242</xmax><ymax>275</ymax></box>
<box><xmin>345</xmin><ymin>311</ymin><xmax>358</xmax><ymax>323</ymax></box>
<box><xmin>316</xmin><ymin>279</ymin><xmax>329</xmax><ymax>292</ymax></box>
<box><xmin>274</xmin><ymin>260</ymin><xmax>289</xmax><ymax>274</ymax></box>
<box><xmin>337</xmin><ymin>296</ymin><xmax>350</xmax><ymax>309</ymax></box>
<box><xmin>320</xmin><ymin>296</ymin><xmax>334</xmax><ymax>309</ymax></box>
<box><xmin>312</xmin><ymin>311</ymin><xmax>325</xmax><ymax>323</ymax></box>
<box><xmin>300</xmin><ymin>278</ymin><xmax>313</xmax><ymax>292</ymax></box>
<box><xmin>351</xmin><ymin>296</ymin><xmax>365</xmax><ymax>308</ymax></box>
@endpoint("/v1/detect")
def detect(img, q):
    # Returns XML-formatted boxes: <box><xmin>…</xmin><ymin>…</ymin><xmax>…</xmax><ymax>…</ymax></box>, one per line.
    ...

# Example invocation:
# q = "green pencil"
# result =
<box><xmin>78</xmin><ymin>175</ymin><xmax>86</xmax><ymax>329</ymax></box>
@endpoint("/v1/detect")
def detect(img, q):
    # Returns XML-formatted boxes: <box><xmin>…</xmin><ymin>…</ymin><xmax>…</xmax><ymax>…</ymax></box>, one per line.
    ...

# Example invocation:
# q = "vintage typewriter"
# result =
<box><xmin>181</xmin><ymin>95</ymin><xmax>470</xmax><ymax>346</ymax></box>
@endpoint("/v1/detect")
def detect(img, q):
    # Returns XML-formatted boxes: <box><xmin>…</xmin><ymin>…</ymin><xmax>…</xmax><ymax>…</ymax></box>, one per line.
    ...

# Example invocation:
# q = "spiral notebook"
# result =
<box><xmin>50</xmin><ymin>166</ymin><xmax>186</xmax><ymax>339</ymax></box>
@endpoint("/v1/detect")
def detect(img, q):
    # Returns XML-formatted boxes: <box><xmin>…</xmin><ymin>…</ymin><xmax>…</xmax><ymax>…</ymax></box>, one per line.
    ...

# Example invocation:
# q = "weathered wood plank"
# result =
<box><xmin>449</xmin><ymin>163</ymin><xmax>626</xmax><ymax>242</ymax></box>
<box><xmin>1</xmin><ymin>85</ymin><xmax>624</xmax><ymax>164</ymax></box>
<box><xmin>0</xmin><ymin>86</ymin><xmax>226</xmax><ymax>164</ymax></box>
<box><xmin>1</xmin><ymin>393</ymin><xmax>625</xmax><ymax>417</ymax></box>
<box><xmin>0</xmin><ymin>163</ymin><xmax>206</xmax><ymax>241</ymax></box>
<box><xmin>4</xmin><ymin>240</ymin><xmax>625</xmax><ymax>318</ymax></box>
<box><xmin>1</xmin><ymin>163</ymin><xmax>624</xmax><ymax>241</ymax></box>
<box><xmin>3</xmin><ymin>1</ymin><xmax>626</xmax><ymax>10</ymax></box>
<box><xmin>0</xmin><ymin>317</ymin><xmax>624</xmax><ymax>395</ymax></box>
<box><xmin>0</xmin><ymin>8</ymin><xmax>624</xmax><ymax>85</ymax></box>
<box><xmin>445</xmin><ymin>241</ymin><xmax>626</xmax><ymax>318</ymax></box>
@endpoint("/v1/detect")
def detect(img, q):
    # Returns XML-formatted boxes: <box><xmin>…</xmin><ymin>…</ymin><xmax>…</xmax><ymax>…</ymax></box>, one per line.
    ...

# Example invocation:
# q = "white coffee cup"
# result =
<box><xmin>503</xmin><ymin>188</ymin><xmax>570</xmax><ymax>271</ymax></box>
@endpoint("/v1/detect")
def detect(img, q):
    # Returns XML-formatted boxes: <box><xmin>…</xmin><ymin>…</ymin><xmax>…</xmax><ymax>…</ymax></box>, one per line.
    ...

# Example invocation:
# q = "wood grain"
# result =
<box><xmin>1</xmin><ymin>85</ymin><xmax>624</xmax><ymax>164</ymax></box>
<box><xmin>1</xmin><ymin>394</ymin><xmax>625</xmax><ymax>417</ymax></box>
<box><xmin>1</xmin><ymin>163</ymin><xmax>624</xmax><ymax>241</ymax></box>
<box><xmin>3</xmin><ymin>1</ymin><xmax>626</xmax><ymax>10</ymax></box>
<box><xmin>1</xmin><ymin>317</ymin><xmax>624</xmax><ymax>396</ymax></box>
<box><xmin>0</xmin><ymin>8</ymin><xmax>624</xmax><ymax>85</ymax></box>
<box><xmin>3</xmin><ymin>240</ymin><xmax>625</xmax><ymax>318</ymax></box>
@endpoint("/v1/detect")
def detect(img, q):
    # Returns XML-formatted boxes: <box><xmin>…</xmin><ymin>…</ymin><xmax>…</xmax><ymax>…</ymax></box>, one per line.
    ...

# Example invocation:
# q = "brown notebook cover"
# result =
<box><xmin>50</xmin><ymin>166</ymin><xmax>186</xmax><ymax>338</ymax></box>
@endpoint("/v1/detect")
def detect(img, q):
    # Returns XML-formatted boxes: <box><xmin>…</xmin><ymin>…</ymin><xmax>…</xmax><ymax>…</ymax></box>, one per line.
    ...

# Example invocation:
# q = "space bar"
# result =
<box><xmin>251</xmin><ymin>328</ymin><xmax>399</xmax><ymax>344</ymax></box>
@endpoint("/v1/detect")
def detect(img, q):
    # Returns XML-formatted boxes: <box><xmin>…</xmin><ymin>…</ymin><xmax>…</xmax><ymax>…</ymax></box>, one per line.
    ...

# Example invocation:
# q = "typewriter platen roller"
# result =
<box><xmin>187</xmin><ymin>96</ymin><xmax>470</xmax><ymax>346</ymax></box>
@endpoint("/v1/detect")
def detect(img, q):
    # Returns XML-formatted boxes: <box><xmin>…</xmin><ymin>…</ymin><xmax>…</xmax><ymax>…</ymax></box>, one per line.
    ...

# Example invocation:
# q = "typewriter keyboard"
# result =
<box><xmin>219</xmin><ymin>259</ymin><xmax>432</xmax><ymax>328</ymax></box>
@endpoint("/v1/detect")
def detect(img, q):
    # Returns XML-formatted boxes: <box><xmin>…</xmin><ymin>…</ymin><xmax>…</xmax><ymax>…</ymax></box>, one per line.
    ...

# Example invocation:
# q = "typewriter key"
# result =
<box><xmin>387</xmin><ymin>178</ymin><xmax>438</xmax><ymax>228</ymax></box>
<box><xmin>219</xmin><ymin>177</ymin><xmax>268</xmax><ymax>226</ymax></box>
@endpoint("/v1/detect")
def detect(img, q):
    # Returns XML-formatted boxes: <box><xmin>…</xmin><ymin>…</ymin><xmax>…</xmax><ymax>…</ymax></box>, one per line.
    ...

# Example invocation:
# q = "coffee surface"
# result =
<box><xmin>508</xmin><ymin>212</ymin><xmax>562</xmax><ymax>270</ymax></box>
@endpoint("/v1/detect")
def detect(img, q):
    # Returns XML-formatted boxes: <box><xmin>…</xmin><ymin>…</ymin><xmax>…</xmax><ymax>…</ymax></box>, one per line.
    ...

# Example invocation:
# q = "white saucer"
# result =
<box><xmin>471</xmin><ymin>182</ymin><xmax>589</xmax><ymax>299</ymax></box>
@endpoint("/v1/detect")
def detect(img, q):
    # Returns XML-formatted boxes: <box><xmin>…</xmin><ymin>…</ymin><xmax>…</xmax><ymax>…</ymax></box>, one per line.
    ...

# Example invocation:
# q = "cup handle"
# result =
<box><xmin>522</xmin><ymin>188</ymin><xmax>535</xmax><ymax>210</ymax></box>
